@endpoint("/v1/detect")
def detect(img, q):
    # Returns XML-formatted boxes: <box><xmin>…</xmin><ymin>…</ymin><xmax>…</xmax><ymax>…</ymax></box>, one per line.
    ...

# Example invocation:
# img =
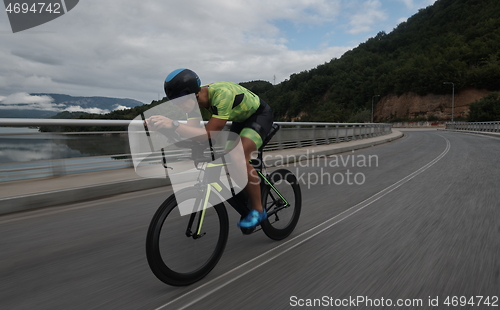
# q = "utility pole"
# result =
<box><xmin>371</xmin><ymin>95</ymin><xmax>380</xmax><ymax>123</ymax></box>
<box><xmin>443</xmin><ymin>82</ymin><xmax>455</xmax><ymax>122</ymax></box>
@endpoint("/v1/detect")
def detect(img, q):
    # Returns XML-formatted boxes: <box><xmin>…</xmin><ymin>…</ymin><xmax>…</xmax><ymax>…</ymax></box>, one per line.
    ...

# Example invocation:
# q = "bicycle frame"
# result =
<box><xmin>185</xmin><ymin>148</ymin><xmax>290</xmax><ymax>239</ymax></box>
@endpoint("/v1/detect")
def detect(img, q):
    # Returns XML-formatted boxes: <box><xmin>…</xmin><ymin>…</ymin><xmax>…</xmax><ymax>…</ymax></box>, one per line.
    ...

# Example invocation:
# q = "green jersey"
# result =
<box><xmin>200</xmin><ymin>81</ymin><xmax>261</xmax><ymax>122</ymax></box>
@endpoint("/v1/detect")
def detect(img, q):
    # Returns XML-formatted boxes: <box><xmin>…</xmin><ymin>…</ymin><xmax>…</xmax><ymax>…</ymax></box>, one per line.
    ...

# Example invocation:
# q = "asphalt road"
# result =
<box><xmin>1</xmin><ymin>130</ymin><xmax>499</xmax><ymax>310</ymax></box>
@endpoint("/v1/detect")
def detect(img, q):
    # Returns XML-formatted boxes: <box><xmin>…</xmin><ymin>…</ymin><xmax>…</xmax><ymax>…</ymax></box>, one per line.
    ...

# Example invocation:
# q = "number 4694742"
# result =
<box><xmin>5</xmin><ymin>2</ymin><xmax>62</xmax><ymax>14</ymax></box>
<box><xmin>444</xmin><ymin>296</ymin><xmax>499</xmax><ymax>307</ymax></box>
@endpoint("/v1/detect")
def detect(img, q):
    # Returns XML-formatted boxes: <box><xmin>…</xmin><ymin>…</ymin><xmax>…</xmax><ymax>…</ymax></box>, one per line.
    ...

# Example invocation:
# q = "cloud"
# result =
<box><xmin>0</xmin><ymin>92</ymin><xmax>110</xmax><ymax>114</ymax></box>
<box><xmin>0</xmin><ymin>92</ymin><xmax>64</xmax><ymax>111</ymax></box>
<box><xmin>0</xmin><ymin>92</ymin><xmax>53</xmax><ymax>105</ymax></box>
<box><xmin>398</xmin><ymin>0</ymin><xmax>436</xmax><ymax>9</ymax></box>
<box><xmin>0</xmin><ymin>0</ymin><xmax>351</xmax><ymax>103</ymax></box>
<box><xmin>66</xmin><ymin>106</ymin><xmax>110</xmax><ymax>114</ymax></box>
<box><xmin>422</xmin><ymin>0</ymin><xmax>437</xmax><ymax>7</ymax></box>
<box><xmin>11</xmin><ymin>49</ymin><xmax>64</xmax><ymax>66</ymax></box>
<box><xmin>397</xmin><ymin>17</ymin><xmax>408</xmax><ymax>24</ymax></box>
<box><xmin>399</xmin><ymin>0</ymin><xmax>414</xmax><ymax>9</ymax></box>
<box><xmin>347</xmin><ymin>0</ymin><xmax>388</xmax><ymax>35</ymax></box>
<box><xmin>113</xmin><ymin>104</ymin><xmax>130</xmax><ymax>111</ymax></box>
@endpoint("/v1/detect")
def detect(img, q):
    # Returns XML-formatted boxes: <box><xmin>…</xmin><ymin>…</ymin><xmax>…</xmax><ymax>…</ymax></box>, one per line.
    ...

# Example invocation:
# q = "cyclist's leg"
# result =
<box><xmin>236</xmin><ymin>100</ymin><xmax>274</xmax><ymax>228</ymax></box>
<box><xmin>237</xmin><ymin>136</ymin><xmax>267</xmax><ymax>228</ymax></box>
<box><xmin>240</xmin><ymin>136</ymin><xmax>263</xmax><ymax>213</ymax></box>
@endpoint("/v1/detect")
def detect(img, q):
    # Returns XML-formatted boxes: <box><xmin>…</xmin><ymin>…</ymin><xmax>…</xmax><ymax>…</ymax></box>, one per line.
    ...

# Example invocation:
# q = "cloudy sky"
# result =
<box><xmin>0</xmin><ymin>0</ymin><xmax>436</xmax><ymax>108</ymax></box>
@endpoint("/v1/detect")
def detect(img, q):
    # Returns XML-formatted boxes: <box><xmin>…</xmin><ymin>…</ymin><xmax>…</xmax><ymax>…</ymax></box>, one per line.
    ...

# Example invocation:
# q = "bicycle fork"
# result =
<box><xmin>258</xmin><ymin>171</ymin><xmax>290</xmax><ymax>215</ymax></box>
<box><xmin>185</xmin><ymin>183</ymin><xmax>221</xmax><ymax>239</ymax></box>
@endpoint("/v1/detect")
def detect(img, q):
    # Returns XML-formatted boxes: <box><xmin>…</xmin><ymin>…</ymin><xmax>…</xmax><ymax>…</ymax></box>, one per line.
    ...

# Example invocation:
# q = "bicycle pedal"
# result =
<box><xmin>240</xmin><ymin>226</ymin><xmax>263</xmax><ymax>235</ymax></box>
<box><xmin>240</xmin><ymin>227</ymin><xmax>255</xmax><ymax>235</ymax></box>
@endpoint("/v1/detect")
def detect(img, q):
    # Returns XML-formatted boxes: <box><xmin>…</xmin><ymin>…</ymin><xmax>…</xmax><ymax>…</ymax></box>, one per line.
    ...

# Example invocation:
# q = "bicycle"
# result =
<box><xmin>145</xmin><ymin>123</ymin><xmax>302</xmax><ymax>286</ymax></box>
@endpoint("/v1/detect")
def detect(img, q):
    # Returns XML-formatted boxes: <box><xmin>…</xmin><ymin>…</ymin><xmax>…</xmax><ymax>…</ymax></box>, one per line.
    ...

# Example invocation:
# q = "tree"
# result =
<box><xmin>468</xmin><ymin>92</ymin><xmax>500</xmax><ymax>121</ymax></box>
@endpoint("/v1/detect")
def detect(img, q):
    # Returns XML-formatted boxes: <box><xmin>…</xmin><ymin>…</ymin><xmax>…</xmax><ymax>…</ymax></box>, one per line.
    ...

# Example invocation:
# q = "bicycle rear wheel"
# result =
<box><xmin>146</xmin><ymin>187</ymin><xmax>229</xmax><ymax>286</ymax></box>
<box><xmin>261</xmin><ymin>169</ymin><xmax>302</xmax><ymax>240</ymax></box>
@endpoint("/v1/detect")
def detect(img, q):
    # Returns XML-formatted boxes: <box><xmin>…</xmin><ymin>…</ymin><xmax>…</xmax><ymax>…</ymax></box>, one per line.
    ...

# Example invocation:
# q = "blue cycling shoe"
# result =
<box><xmin>237</xmin><ymin>209</ymin><xmax>267</xmax><ymax>229</ymax></box>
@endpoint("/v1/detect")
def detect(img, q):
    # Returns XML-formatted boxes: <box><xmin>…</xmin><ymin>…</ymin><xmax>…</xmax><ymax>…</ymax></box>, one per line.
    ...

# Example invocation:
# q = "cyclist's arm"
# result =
<box><xmin>147</xmin><ymin>112</ymin><xmax>226</xmax><ymax>141</ymax></box>
<box><xmin>175</xmin><ymin>121</ymin><xmax>206</xmax><ymax>140</ymax></box>
<box><xmin>187</xmin><ymin>117</ymin><xmax>202</xmax><ymax>128</ymax></box>
<box><xmin>205</xmin><ymin>117</ymin><xmax>227</xmax><ymax>139</ymax></box>
<box><xmin>174</xmin><ymin>116</ymin><xmax>226</xmax><ymax>141</ymax></box>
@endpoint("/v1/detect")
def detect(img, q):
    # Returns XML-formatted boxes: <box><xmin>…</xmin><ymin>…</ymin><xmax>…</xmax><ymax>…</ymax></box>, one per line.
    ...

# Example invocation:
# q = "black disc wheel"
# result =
<box><xmin>146</xmin><ymin>187</ymin><xmax>229</xmax><ymax>286</ymax></box>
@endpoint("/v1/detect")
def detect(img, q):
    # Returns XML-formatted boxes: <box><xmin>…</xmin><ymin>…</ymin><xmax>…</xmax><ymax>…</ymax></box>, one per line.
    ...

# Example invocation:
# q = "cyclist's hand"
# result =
<box><xmin>146</xmin><ymin>116</ymin><xmax>174</xmax><ymax>130</ymax></box>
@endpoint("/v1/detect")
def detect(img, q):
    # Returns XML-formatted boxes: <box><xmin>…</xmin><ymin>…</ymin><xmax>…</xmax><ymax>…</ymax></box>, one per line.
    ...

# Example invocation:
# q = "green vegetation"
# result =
<box><xmin>468</xmin><ymin>92</ymin><xmax>500</xmax><ymax>122</ymax></box>
<box><xmin>49</xmin><ymin>111</ymin><xmax>91</xmax><ymax>119</ymax></box>
<box><xmin>239</xmin><ymin>80</ymin><xmax>274</xmax><ymax>96</ymax></box>
<box><xmin>263</xmin><ymin>0</ymin><xmax>500</xmax><ymax>122</ymax></box>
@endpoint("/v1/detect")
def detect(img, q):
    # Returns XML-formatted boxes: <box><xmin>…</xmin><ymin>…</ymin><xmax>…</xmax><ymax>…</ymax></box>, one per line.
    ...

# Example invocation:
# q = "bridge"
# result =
<box><xmin>0</xmin><ymin>120</ymin><xmax>498</xmax><ymax>309</ymax></box>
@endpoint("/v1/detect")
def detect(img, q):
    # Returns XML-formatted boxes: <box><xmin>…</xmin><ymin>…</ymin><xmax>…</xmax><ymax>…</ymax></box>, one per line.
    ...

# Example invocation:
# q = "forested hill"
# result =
<box><xmin>253</xmin><ymin>0</ymin><xmax>500</xmax><ymax>122</ymax></box>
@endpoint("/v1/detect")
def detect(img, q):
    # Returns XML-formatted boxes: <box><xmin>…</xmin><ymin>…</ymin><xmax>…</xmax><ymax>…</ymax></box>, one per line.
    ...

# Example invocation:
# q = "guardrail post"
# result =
<box><xmin>277</xmin><ymin>126</ymin><xmax>283</xmax><ymax>149</ymax></box>
<box><xmin>296</xmin><ymin>125</ymin><xmax>302</xmax><ymax>148</ymax></box>
<box><xmin>312</xmin><ymin>125</ymin><xmax>317</xmax><ymax>146</ymax></box>
<box><xmin>325</xmin><ymin>125</ymin><xmax>330</xmax><ymax>144</ymax></box>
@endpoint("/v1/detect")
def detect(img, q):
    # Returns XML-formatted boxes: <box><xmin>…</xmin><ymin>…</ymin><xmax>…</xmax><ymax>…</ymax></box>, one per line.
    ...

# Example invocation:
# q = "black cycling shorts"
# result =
<box><xmin>229</xmin><ymin>99</ymin><xmax>274</xmax><ymax>149</ymax></box>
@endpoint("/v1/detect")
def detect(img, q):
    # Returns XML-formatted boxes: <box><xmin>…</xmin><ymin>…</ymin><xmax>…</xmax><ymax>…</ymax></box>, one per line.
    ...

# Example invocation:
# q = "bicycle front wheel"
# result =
<box><xmin>261</xmin><ymin>169</ymin><xmax>302</xmax><ymax>240</ymax></box>
<box><xmin>146</xmin><ymin>187</ymin><xmax>229</xmax><ymax>286</ymax></box>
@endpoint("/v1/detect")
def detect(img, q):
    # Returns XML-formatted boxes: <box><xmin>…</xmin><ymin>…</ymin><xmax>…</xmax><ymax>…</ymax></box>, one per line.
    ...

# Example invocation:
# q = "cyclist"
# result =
<box><xmin>146</xmin><ymin>68</ymin><xmax>274</xmax><ymax>230</ymax></box>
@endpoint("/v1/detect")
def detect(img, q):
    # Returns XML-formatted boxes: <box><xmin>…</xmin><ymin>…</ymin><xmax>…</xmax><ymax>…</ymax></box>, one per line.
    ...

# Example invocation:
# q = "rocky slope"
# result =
<box><xmin>374</xmin><ymin>88</ymin><xmax>495</xmax><ymax>121</ymax></box>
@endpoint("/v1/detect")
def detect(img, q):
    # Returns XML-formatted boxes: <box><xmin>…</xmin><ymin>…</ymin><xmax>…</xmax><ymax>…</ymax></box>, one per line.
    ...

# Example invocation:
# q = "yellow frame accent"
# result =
<box><xmin>197</xmin><ymin>184</ymin><xmax>211</xmax><ymax>235</ymax></box>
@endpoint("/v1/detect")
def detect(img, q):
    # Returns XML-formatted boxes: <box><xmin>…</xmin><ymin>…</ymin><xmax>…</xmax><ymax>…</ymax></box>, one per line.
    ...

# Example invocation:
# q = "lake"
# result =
<box><xmin>0</xmin><ymin>127</ymin><xmax>132</xmax><ymax>181</ymax></box>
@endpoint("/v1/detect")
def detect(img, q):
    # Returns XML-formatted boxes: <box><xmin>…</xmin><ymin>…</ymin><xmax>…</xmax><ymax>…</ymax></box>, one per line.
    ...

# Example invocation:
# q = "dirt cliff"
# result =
<box><xmin>374</xmin><ymin>88</ymin><xmax>495</xmax><ymax>121</ymax></box>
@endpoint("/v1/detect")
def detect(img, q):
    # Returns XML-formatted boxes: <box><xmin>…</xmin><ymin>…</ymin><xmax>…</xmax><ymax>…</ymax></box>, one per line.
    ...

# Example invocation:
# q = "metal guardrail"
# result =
<box><xmin>446</xmin><ymin>121</ymin><xmax>500</xmax><ymax>132</ymax></box>
<box><xmin>0</xmin><ymin>119</ymin><xmax>392</xmax><ymax>182</ymax></box>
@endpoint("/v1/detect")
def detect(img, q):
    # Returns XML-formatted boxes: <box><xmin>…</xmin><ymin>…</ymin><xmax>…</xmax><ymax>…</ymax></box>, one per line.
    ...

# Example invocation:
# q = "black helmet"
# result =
<box><xmin>164</xmin><ymin>68</ymin><xmax>201</xmax><ymax>100</ymax></box>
